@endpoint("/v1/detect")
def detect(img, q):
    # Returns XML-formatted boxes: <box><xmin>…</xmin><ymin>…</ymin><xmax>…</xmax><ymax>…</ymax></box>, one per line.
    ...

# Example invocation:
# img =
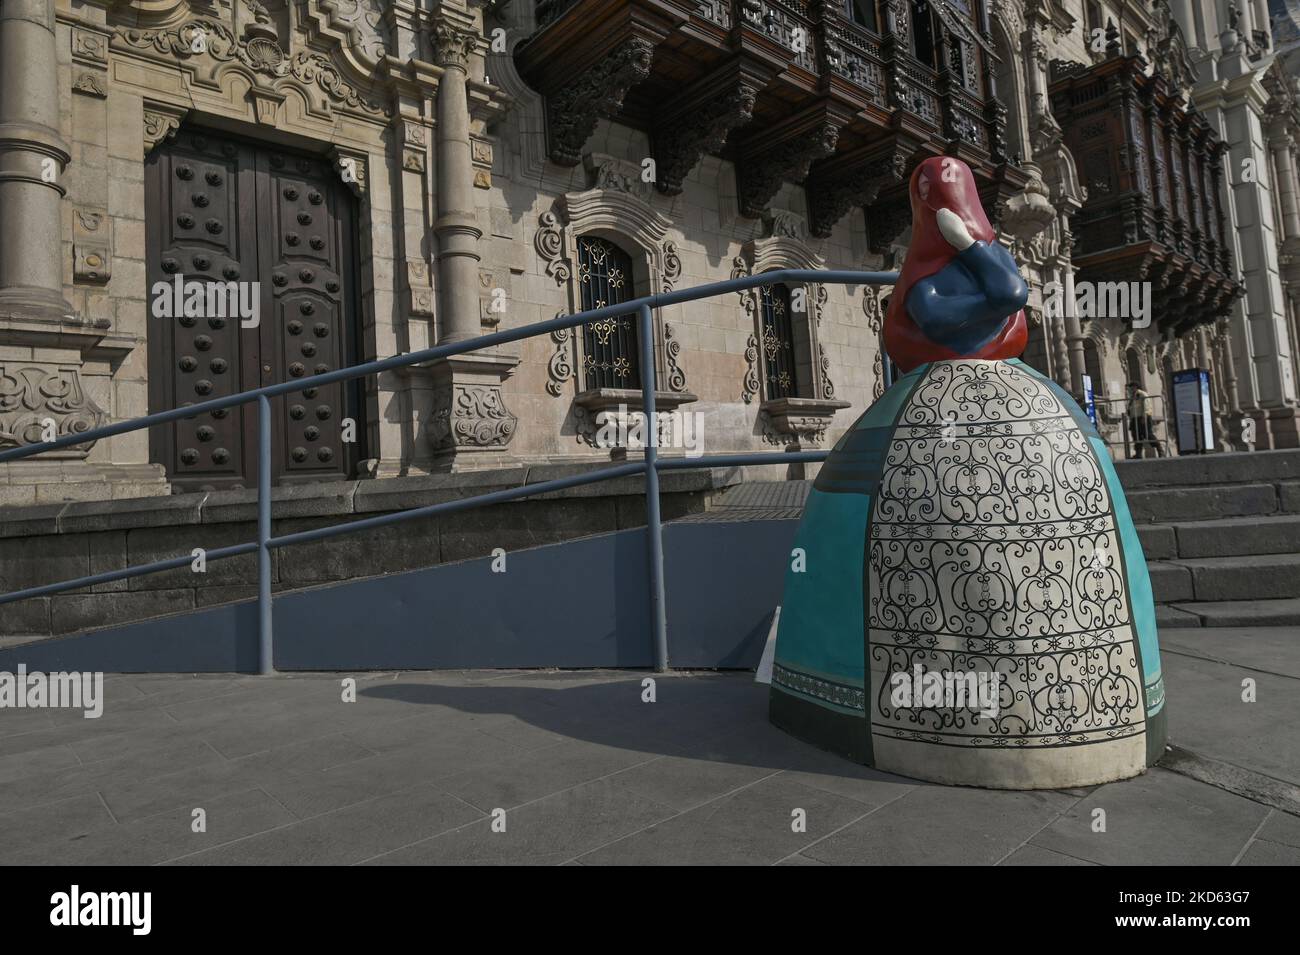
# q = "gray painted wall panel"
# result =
<box><xmin>0</xmin><ymin>520</ymin><xmax>799</xmax><ymax>672</ymax></box>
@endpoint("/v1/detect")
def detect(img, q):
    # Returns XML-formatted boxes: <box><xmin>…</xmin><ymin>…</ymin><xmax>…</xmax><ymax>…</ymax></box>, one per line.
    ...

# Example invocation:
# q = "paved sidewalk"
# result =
<box><xmin>0</xmin><ymin>627</ymin><xmax>1296</xmax><ymax>865</ymax></box>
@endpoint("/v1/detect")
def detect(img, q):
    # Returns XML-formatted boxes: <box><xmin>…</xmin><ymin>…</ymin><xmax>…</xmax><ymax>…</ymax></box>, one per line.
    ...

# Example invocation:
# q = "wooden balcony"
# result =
<box><xmin>1048</xmin><ymin>50</ymin><xmax>1243</xmax><ymax>333</ymax></box>
<box><xmin>515</xmin><ymin>0</ymin><xmax>1025</xmax><ymax>242</ymax></box>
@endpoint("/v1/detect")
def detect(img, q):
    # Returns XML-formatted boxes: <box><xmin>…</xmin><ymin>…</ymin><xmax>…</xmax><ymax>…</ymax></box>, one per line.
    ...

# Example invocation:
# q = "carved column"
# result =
<box><xmin>0</xmin><ymin>0</ymin><xmax>141</xmax><ymax>488</ymax></box>
<box><xmin>1272</xmin><ymin>134</ymin><xmax>1300</xmax><ymax>240</ymax></box>
<box><xmin>1062</xmin><ymin>263</ymin><xmax>1086</xmax><ymax>398</ymax></box>
<box><xmin>1045</xmin><ymin>264</ymin><xmax>1071</xmax><ymax>389</ymax></box>
<box><xmin>433</xmin><ymin>23</ymin><xmax>482</xmax><ymax>345</ymax></box>
<box><xmin>424</xmin><ymin>20</ymin><xmax>518</xmax><ymax>469</ymax></box>
<box><xmin>0</xmin><ymin>0</ymin><xmax>73</xmax><ymax>322</ymax></box>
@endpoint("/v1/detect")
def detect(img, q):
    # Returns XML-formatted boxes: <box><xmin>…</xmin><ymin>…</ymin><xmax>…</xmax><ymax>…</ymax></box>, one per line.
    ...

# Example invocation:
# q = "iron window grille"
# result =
<box><xmin>577</xmin><ymin>235</ymin><xmax>641</xmax><ymax>390</ymax></box>
<box><xmin>759</xmin><ymin>281</ymin><xmax>800</xmax><ymax>399</ymax></box>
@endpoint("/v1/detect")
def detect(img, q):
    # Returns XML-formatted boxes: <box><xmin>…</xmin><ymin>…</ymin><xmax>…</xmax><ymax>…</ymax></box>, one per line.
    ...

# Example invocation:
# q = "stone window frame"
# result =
<box><xmin>537</xmin><ymin>159</ymin><xmax>695</xmax><ymax>448</ymax></box>
<box><xmin>732</xmin><ymin>224</ymin><xmax>849</xmax><ymax>447</ymax></box>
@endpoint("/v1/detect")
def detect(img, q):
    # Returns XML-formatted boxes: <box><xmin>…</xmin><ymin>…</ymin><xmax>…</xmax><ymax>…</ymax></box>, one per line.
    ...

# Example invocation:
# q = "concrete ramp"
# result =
<box><xmin>0</xmin><ymin>520</ymin><xmax>797</xmax><ymax>673</ymax></box>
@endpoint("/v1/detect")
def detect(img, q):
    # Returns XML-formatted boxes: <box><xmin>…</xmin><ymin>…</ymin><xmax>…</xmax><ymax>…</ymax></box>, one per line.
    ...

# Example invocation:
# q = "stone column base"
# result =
<box><xmin>423</xmin><ymin>352</ymin><xmax>521</xmax><ymax>470</ymax></box>
<box><xmin>1263</xmin><ymin>406</ymin><xmax>1300</xmax><ymax>449</ymax></box>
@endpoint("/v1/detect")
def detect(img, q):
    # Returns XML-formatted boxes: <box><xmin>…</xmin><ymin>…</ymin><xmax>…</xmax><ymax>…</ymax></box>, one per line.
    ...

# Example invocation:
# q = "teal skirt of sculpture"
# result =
<box><xmin>769</xmin><ymin>357</ymin><xmax>1167</xmax><ymax>789</ymax></box>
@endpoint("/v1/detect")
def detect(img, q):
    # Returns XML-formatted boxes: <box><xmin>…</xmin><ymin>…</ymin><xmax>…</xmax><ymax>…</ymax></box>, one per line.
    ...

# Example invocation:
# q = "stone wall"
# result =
<box><xmin>6</xmin><ymin>0</ymin><xmax>1300</xmax><ymax>504</ymax></box>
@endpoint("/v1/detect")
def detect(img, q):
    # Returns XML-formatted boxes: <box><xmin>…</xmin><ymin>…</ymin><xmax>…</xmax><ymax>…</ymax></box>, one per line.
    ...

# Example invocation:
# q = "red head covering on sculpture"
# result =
<box><xmin>883</xmin><ymin>156</ymin><xmax>1027</xmax><ymax>372</ymax></box>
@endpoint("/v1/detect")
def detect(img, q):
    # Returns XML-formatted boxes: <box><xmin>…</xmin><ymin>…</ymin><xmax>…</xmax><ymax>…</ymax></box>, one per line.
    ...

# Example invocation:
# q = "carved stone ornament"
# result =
<box><xmin>662</xmin><ymin>240</ymin><xmax>682</xmax><ymax>292</ymax></box>
<box><xmin>571</xmin><ymin>387</ymin><xmax>699</xmax><ymax>448</ymax></box>
<box><xmin>742</xmin><ymin>333</ymin><xmax>761</xmax><ymax>403</ymax></box>
<box><xmin>143</xmin><ymin>107</ymin><xmax>185</xmax><ymax>156</ymax></box>
<box><xmin>427</xmin><ymin>382</ymin><xmax>517</xmax><ymax>450</ymax></box>
<box><xmin>72</xmin><ymin>27</ymin><xmax>109</xmax><ymax>65</ymax></box>
<box><xmin>866</xmin><ymin>198</ymin><xmax>913</xmax><ymax>254</ymax></box>
<box><xmin>819</xmin><ymin>342</ymin><xmax>837</xmax><ymax>400</ymax></box>
<box><xmin>547</xmin><ymin>316</ymin><xmax>575</xmax><ymax>397</ymax></box>
<box><xmin>0</xmin><ymin>365</ymin><xmax>107</xmax><ymax>456</ymax></box>
<box><xmin>478</xmin><ymin>269</ymin><xmax>500</xmax><ymax>329</ymax></box>
<box><xmin>664</xmin><ymin>322</ymin><xmax>687</xmax><ymax>392</ymax></box>
<box><xmin>331</xmin><ymin>149</ymin><xmax>367</xmax><ymax>197</ymax></box>
<box><xmin>407</xmin><ymin>260</ymin><xmax>434</xmax><ymax>317</ymax></box>
<box><xmin>118</xmin><ymin>19</ymin><xmax>390</xmax><ymax>119</ymax></box>
<box><xmin>74</xmin><ymin>245</ymin><xmax>112</xmax><ymax>284</ymax></box>
<box><xmin>759</xmin><ymin>396</ymin><xmax>850</xmax><ymax>447</ymax></box>
<box><xmin>304</xmin><ymin>0</ymin><xmax>389</xmax><ymax>68</ymax></box>
<box><xmin>73</xmin><ymin>70</ymin><xmax>108</xmax><ymax>98</ymax></box>
<box><xmin>535</xmin><ymin>210</ymin><xmax>571</xmax><ymax>286</ymax></box>
<box><xmin>863</xmin><ymin>285</ymin><xmax>887</xmax><ymax>400</ymax></box>
<box><xmin>434</xmin><ymin>23</ymin><xmax>478</xmax><ymax>70</ymax></box>
<box><xmin>72</xmin><ymin>207</ymin><xmax>112</xmax><ymax>285</ymax></box>
<box><xmin>584</xmin><ymin>152</ymin><xmax>655</xmax><ymax>200</ymax></box>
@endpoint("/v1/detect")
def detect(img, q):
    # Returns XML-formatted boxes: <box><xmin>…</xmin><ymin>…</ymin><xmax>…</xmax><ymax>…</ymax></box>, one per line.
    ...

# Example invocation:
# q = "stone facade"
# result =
<box><xmin>3</xmin><ymin>0</ymin><xmax>1300</xmax><ymax>505</ymax></box>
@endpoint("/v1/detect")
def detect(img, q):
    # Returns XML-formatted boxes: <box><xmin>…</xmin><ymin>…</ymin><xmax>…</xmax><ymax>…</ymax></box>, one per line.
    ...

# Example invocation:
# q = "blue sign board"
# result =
<box><xmin>1172</xmin><ymin>368</ymin><xmax>1214</xmax><ymax>454</ymax></box>
<box><xmin>1081</xmin><ymin>373</ymin><xmax>1097</xmax><ymax>428</ymax></box>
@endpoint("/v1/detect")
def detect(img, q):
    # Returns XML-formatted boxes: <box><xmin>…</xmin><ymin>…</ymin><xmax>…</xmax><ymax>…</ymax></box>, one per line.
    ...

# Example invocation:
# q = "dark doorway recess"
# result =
<box><xmin>146</xmin><ymin>127</ymin><xmax>365</xmax><ymax>490</ymax></box>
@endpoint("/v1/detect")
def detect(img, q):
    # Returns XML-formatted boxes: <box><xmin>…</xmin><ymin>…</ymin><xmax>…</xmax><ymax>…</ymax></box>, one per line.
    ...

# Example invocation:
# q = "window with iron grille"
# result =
<box><xmin>759</xmin><ymin>282</ymin><xmax>799</xmax><ymax>399</ymax></box>
<box><xmin>577</xmin><ymin>236</ymin><xmax>640</xmax><ymax>390</ymax></box>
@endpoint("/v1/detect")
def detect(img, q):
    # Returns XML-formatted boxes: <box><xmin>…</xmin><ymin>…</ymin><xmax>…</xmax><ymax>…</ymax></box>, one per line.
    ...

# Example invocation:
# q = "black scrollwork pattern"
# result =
<box><xmin>868</xmin><ymin>360</ymin><xmax>1144</xmax><ymax>748</ymax></box>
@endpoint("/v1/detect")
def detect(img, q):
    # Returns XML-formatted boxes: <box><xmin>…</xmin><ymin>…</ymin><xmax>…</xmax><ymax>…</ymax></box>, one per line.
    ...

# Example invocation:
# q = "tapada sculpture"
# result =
<box><xmin>770</xmin><ymin>157</ymin><xmax>1165</xmax><ymax>789</ymax></box>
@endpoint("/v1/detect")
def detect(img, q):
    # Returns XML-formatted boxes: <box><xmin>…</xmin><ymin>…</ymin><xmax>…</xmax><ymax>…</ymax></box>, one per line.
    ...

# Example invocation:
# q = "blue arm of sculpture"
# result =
<box><xmin>904</xmin><ymin>240</ymin><xmax>1029</xmax><ymax>355</ymax></box>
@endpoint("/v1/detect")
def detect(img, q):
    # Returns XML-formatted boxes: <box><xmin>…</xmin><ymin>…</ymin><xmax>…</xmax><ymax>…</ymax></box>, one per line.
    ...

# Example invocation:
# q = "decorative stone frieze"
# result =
<box><xmin>116</xmin><ymin>18</ymin><xmax>391</xmax><ymax>120</ymax></box>
<box><xmin>0</xmin><ymin>364</ymin><xmax>106</xmax><ymax>457</ymax></box>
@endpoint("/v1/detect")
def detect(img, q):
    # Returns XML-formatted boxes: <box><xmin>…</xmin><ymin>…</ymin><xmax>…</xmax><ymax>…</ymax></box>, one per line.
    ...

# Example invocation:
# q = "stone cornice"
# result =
<box><xmin>1190</xmin><ymin>71</ymin><xmax>1272</xmax><ymax>116</ymax></box>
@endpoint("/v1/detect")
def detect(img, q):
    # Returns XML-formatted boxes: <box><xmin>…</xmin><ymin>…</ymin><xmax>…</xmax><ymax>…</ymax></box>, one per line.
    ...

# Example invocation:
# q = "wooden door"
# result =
<box><xmin>145</xmin><ymin>129</ymin><xmax>362</xmax><ymax>490</ymax></box>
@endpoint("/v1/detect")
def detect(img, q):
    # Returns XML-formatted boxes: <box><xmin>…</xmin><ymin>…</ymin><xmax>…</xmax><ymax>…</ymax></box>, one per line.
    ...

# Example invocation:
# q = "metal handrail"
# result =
<box><xmin>0</xmin><ymin>269</ymin><xmax>899</xmax><ymax>673</ymax></box>
<box><xmin>1091</xmin><ymin>393</ymin><xmax>1173</xmax><ymax>459</ymax></box>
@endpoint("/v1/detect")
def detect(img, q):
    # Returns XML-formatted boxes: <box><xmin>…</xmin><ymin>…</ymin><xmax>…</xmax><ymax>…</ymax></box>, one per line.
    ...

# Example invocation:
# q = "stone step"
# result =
<box><xmin>1148</xmin><ymin>561</ymin><xmax>1195</xmax><ymax>602</ymax></box>
<box><xmin>1126</xmin><ymin>482</ymin><xmax>1286</xmax><ymax>523</ymax></box>
<box><xmin>1156</xmin><ymin>604</ymin><xmax>1201</xmax><ymax>629</ymax></box>
<box><xmin>1115</xmin><ymin>448</ymin><xmax>1300</xmax><ymax>490</ymax></box>
<box><xmin>1167</xmin><ymin>599</ymin><xmax>1300</xmax><ymax>628</ymax></box>
<box><xmin>1137</xmin><ymin>523</ymin><xmax>1177</xmax><ymax>559</ymax></box>
<box><xmin>1167</xmin><ymin>514</ymin><xmax>1300</xmax><ymax>559</ymax></box>
<box><xmin>1149</xmin><ymin>553</ymin><xmax>1300</xmax><ymax>603</ymax></box>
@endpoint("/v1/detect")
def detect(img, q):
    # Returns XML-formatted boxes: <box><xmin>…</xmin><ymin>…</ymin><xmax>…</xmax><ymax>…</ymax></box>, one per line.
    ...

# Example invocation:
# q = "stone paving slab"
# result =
<box><xmin>0</xmin><ymin>642</ymin><xmax>1294</xmax><ymax>865</ymax></box>
<box><xmin>1159</xmin><ymin>628</ymin><xmax>1300</xmax><ymax>787</ymax></box>
<box><xmin>1029</xmin><ymin>769</ymin><xmax>1270</xmax><ymax>865</ymax></box>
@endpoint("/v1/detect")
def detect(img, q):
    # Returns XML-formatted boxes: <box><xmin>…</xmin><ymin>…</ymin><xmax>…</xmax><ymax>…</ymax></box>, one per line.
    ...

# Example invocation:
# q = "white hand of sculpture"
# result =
<box><xmin>936</xmin><ymin>207</ymin><xmax>976</xmax><ymax>251</ymax></box>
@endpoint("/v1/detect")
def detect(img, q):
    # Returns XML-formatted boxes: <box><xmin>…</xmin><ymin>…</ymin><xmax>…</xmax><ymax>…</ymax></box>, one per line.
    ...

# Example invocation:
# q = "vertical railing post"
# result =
<box><xmin>257</xmin><ymin>394</ymin><xmax>274</xmax><ymax>675</ymax></box>
<box><xmin>637</xmin><ymin>302</ymin><xmax>669</xmax><ymax>672</ymax></box>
